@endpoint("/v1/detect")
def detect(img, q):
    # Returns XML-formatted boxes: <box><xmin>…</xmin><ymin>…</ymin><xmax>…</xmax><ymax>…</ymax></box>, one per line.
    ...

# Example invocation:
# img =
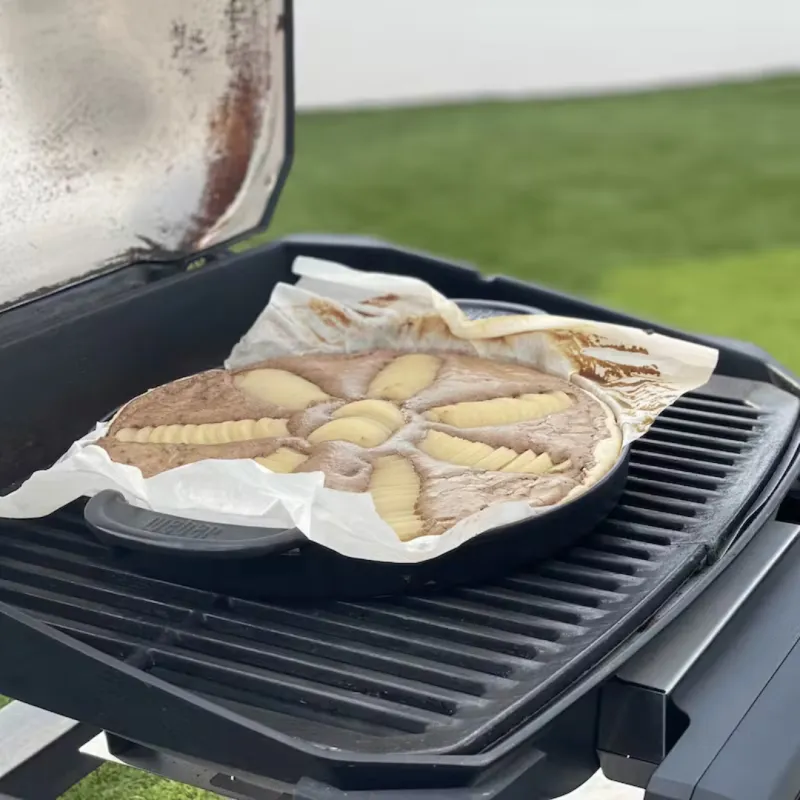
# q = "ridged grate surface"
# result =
<box><xmin>0</xmin><ymin>377</ymin><xmax>796</xmax><ymax>755</ymax></box>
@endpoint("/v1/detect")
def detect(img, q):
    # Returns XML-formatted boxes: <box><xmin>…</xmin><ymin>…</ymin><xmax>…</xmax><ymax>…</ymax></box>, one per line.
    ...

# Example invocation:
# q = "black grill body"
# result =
<box><xmin>0</xmin><ymin>236</ymin><xmax>799</xmax><ymax>797</ymax></box>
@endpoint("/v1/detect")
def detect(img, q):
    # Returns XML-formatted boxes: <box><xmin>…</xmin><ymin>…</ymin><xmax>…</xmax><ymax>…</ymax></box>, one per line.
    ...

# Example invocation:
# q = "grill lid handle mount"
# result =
<box><xmin>0</xmin><ymin>0</ymin><xmax>293</xmax><ymax>311</ymax></box>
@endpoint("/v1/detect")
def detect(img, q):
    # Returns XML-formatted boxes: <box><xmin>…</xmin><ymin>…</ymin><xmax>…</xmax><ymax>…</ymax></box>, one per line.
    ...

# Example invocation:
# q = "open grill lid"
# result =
<box><xmin>0</xmin><ymin>0</ymin><xmax>292</xmax><ymax>310</ymax></box>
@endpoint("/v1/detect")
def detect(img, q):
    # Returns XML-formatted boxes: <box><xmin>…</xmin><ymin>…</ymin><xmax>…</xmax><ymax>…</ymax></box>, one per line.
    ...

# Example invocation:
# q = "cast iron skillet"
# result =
<box><xmin>84</xmin><ymin>298</ymin><xmax>630</xmax><ymax>600</ymax></box>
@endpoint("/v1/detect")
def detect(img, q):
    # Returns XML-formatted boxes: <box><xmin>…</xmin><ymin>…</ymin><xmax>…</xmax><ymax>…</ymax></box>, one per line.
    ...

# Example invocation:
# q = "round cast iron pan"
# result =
<box><xmin>84</xmin><ymin>298</ymin><xmax>630</xmax><ymax>600</ymax></box>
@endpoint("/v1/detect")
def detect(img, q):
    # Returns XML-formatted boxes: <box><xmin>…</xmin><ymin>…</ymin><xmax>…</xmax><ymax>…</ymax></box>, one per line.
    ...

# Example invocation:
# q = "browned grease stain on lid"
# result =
<box><xmin>181</xmin><ymin>2</ymin><xmax>271</xmax><ymax>249</ymax></box>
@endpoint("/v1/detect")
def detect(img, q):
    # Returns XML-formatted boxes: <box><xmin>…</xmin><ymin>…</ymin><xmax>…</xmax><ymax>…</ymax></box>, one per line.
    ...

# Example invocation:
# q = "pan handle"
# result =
<box><xmin>84</xmin><ymin>490</ymin><xmax>305</xmax><ymax>558</ymax></box>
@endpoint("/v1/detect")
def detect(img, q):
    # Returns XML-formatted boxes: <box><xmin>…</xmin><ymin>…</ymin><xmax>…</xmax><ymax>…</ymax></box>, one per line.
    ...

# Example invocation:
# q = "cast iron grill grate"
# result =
<box><xmin>0</xmin><ymin>375</ymin><xmax>796</xmax><ymax>756</ymax></box>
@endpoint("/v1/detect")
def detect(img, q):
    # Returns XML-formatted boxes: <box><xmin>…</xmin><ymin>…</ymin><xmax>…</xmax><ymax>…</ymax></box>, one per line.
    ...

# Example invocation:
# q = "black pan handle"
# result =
<box><xmin>84</xmin><ymin>490</ymin><xmax>305</xmax><ymax>559</ymax></box>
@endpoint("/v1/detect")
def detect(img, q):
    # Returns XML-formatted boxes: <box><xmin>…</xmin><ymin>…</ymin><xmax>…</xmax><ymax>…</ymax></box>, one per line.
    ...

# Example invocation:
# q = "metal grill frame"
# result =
<box><xmin>0</xmin><ymin>236</ymin><xmax>799</xmax><ymax>794</ymax></box>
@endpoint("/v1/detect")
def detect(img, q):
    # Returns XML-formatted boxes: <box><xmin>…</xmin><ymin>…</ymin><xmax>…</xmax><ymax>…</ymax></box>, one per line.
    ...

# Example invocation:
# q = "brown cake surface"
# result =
<box><xmin>98</xmin><ymin>351</ymin><xmax>622</xmax><ymax>540</ymax></box>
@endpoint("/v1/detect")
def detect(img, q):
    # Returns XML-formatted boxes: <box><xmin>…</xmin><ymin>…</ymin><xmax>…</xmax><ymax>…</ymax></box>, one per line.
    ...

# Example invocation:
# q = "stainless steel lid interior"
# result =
<box><xmin>0</xmin><ymin>0</ymin><xmax>290</xmax><ymax>309</ymax></box>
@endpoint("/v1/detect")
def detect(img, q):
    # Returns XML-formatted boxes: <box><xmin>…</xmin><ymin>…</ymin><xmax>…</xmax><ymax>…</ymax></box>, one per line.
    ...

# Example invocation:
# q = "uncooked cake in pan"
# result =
<box><xmin>99</xmin><ymin>351</ymin><xmax>622</xmax><ymax>541</ymax></box>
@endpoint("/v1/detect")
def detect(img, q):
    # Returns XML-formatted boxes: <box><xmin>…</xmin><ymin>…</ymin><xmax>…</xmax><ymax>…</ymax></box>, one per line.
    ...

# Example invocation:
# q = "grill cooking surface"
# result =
<box><xmin>0</xmin><ymin>375</ymin><xmax>796</xmax><ymax>756</ymax></box>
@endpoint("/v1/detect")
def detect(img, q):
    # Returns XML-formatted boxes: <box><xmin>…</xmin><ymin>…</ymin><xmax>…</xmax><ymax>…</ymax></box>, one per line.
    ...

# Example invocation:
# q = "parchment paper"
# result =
<box><xmin>0</xmin><ymin>257</ymin><xmax>719</xmax><ymax>563</ymax></box>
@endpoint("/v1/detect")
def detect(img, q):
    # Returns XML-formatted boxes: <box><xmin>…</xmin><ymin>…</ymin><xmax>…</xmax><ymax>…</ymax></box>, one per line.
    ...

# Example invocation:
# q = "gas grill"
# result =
<box><xmin>2</xmin><ymin>3</ymin><xmax>800</xmax><ymax>799</ymax></box>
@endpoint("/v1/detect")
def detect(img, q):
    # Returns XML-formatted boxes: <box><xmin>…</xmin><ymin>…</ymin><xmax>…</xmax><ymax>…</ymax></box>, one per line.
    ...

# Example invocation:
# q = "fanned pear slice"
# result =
<box><xmin>134</xmin><ymin>427</ymin><xmax>154</xmax><ymax>443</ymax></box>
<box><xmin>367</xmin><ymin>354</ymin><xmax>441</xmax><ymax>401</ymax></box>
<box><xmin>501</xmin><ymin>450</ymin><xmax>554</xmax><ymax>474</ymax></box>
<box><xmin>114</xmin><ymin>418</ymin><xmax>289</xmax><ymax>445</ymax></box>
<box><xmin>501</xmin><ymin>449</ymin><xmax>539</xmax><ymax>473</ymax></box>
<box><xmin>427</xmin><ymin>391</ymin><xmax>573</xmax><ymax>428</ymax></box>
<box><xmin>235</xmin><ymin>368</ymin><xmax>330</xmax><ymax>411</ymax></box>
<box><xmin>420</xmin><ymin>430</ymin><xmax>501</xmax><ymax>468</ymax></box>
<box><xmin>526</xmin><ymin>452</ymin><xmax>555</xmax><ymax>475</ymax></box>
<box><xmin>333</xmin><ymin>399</ymin><xmax>405</xmax><ymax>432</ymax></box>
<box><xmin>308</xmin><ymin>417</ymin><xmax>393</xmax><ymax>447</ymax></box>
<box><xmin>255</xmin><ymin>448</ymin><xmax>308</xmax><ymax>474</ymax></box>
<box><xmin>472</xmin><ymin>447</ymin><xmax>519</xmax><ymax>471</ymax></box>
<box><xmin>369</xmin><ymin>454</ymin><xmax>424</xmax><ymax>541</ymax></box>
<box><xmin>253</xmin><ymin>418</ymin><xmax>291</xmax><ymax>438</ymax></box>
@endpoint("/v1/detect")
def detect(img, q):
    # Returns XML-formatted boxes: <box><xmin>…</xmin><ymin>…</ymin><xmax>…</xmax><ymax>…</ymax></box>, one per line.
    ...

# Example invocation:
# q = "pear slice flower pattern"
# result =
<box><xmin>308</xmin><ymin>399</ymin><xmax>406</xmax><ymax>447</ymax></box>
<box><xmin>333</xmin><ymin>399</ymin><xmax>405</xmax><ymax>431</ymax></box>
<box><xmin>100</xmin><ymin>350</ymin><xmax>620</xmax><ymax>541</ymax></box>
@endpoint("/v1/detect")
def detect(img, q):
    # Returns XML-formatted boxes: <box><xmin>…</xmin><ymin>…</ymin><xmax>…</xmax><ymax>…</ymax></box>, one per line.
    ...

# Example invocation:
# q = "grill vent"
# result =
<box><xmin>0</xmin><ymin>377</ymin><xmax>796</xmax><ymax>756</ymax></box>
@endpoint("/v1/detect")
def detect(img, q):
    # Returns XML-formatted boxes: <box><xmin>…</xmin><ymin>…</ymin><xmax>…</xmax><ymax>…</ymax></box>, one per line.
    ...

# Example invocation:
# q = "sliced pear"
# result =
<box><xmin>420</xmin><ymin>431</ymin><xmax>503</xmax><ymax>467</ymax></box>
<box><xmin>161</xmin><ymin>425</ymin><xmax>185</xmax><ymax>444</ymax></box>
<box><xmin>234</xmin><ymin>368</ymin><xmax>330</xmax><ymax>411</ymax></box>
<box><xmin>229</xmin><ymin>420</ymin><xmax>256</xmax><ymax>440</ymax></box>
<box><xmin>369</xmin><ymin>455</ymin><xmax>424</xmax><ymax>541</ymax></box>
<box><xmin>198</xmin><ymin>423</ymin><xmax>222</xmax><ymax>444</ymax></box>
<box><xmin>255</xmin><ymin>448</ymin><xmax>308</xmax><ymax>474</ymax></box>
<box><xmin>178</xmin><ymin>424</ymin><xmax>199</xmax><ymax>444</ymax></box>
<box><xmin>500</xmin><ymin>449</ymin><xmax>539</xmax><ymax>473</ymax></box>
<box><xmin>308</xmin><ymin>417</ymin><xmax>393</xmax><ymax>447</ymax></box>
<box><xmin>135</xmin><ymin>427</ymin><xmax>153</xmax><ymax>443</ymax></box>
<box><xmin>253</xmin><ymin>418</ymin><xmax>289</xmax><ymax>438</ymax></box>
<box><xmin>501</xmin><ymin>450</ymin><xmax>555</xmax><ymax>474</ymax></box>
<box><xmin>367</xmin><ymin>354</ymin><xmax>441</xmax><ymax>401</ymax></box>
<box><xmin>147</xmin><ymin>426</ymin><xmax>170</xmax><ymax>444</ymax></box>
<box><xmin>114</xmin><ymin>418</ymin><xmax>289</xmax><ymax>446</ymax></box>
<box><xmin>428</xmin><ymin>391</ymin><xmax>573</xmax><ymax>428</ymax></box>
<box><xmin>473</xmin><ymin>447</ymin><xmax>519</xmax><ymax>471</ymax></box>
<box><xmin>527</xmin><ymin>452</ymin><xmax>555</xmax><ymax>475</ymax></box>
<box><xmin>333</xmin><ymin>399</ymin><xmax>404</xmax><ymax>432</ymax></box>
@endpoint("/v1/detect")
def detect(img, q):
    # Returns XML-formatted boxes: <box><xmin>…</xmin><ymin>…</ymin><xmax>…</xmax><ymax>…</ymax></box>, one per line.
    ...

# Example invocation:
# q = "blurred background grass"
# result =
<box><xmin>269</xmin><ymin>75</ymin><xmax>800</xmax><ymax>368</ymax></box>
<box><xmin>2</xmin><ymin>75</ymin><xmax>796</xmax><ymax>798</ymax></box>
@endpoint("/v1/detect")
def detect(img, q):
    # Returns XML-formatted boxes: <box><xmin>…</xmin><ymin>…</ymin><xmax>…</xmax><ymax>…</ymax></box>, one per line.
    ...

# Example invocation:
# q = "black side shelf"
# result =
<box><xmin>599</xmin><ymin>520</ymin><xmax>800</xmax><ymax>800</ymax></box>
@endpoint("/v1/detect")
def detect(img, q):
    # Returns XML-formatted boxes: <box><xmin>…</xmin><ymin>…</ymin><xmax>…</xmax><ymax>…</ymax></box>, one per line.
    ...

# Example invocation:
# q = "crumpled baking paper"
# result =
<box><xmin>0</xmin><ymin>257</ymin><xmax>719</xmax><ymax>563</ymax></box>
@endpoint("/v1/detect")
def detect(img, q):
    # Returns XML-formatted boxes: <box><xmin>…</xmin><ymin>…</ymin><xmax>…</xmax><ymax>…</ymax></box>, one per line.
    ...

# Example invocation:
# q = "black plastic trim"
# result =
<box><xmin>599</xmin><ymin>518</ymin><xmax>800</xmax><ymax>792</ymax></box>
<box><xmin>642</xmin><ymin>524</ymin><xmax>800</xmax><ymax>800</ymax></box>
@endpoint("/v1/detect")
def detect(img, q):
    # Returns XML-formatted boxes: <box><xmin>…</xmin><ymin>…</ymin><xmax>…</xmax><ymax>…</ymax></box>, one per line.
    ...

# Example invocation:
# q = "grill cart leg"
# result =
<box><xmin>0</xmin><ymin>702</ymin><xmax>100</xmax><ymax>799</ymax></box>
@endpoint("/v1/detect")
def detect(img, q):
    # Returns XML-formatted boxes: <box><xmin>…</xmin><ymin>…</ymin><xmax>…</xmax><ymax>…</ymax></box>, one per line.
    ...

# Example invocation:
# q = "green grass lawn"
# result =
<box><xmin>5</xmin><ymin>76</ymin><xmax>800</xmax><ymax>799</ymax></box>
<box><xmin>267</xmin><ymin>75</ymin><xmax>800</xmax><ymax>368</ymax></box>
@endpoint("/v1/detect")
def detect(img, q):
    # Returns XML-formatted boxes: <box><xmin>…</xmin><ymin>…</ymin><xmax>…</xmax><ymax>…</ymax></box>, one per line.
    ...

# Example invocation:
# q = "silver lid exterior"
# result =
<box><xmin>0</xmin><ymin>0</ymin><xmax>289</xmax><ymax>308</ymax></box>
